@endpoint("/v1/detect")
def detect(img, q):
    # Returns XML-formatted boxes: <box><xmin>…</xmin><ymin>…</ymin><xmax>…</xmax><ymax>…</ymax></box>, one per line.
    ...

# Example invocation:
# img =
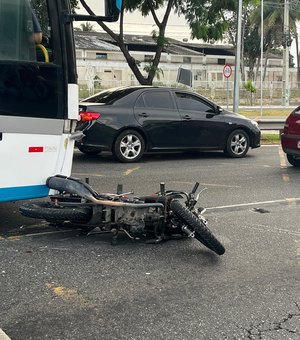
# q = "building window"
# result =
<box><xmin>96</xmin><ymin>53</ymin><xmax>107</xmax><ymax>60</ymax></box>
<box><xmin>144</xmin><ymin>55</ymin><xmax>153</xmax><ymax>62</ymax></box>
<box><xmin>218</xmin><ymin>58</ymin><xmax>226</xmax><ymax>65</ymax></box>
<box><xmin>183</xmin><ymin>57</ymin><xmax>191</xmax><ymax>64</ymax></box>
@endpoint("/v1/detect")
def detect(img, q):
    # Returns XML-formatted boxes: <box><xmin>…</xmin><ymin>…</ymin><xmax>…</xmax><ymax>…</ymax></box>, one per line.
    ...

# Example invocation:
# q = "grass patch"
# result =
<box><xmin>240</xmin><ymin>109</ymin><xmax>291</xmax><ymax>118</ymax></box>
<box><xmin>260</xmin><ymin>132</ymin><xmax>280</xmax><ymax>145</ymax></box>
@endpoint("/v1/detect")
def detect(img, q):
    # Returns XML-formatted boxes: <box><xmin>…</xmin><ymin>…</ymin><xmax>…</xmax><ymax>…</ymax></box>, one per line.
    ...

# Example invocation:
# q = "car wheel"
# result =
<box><xmin>77</xmin><ymin>145</ymin><xmax>102</xmax><ymax>155</ymax></box>
<box><xmin>287</xmin><ymin>154</ymin><xmax>300</xmax><ymax>167</ymax></box>
<box><xmin>113</xmin><ymin>130</ymin><xmax>145</xmax><ymax>163</ymax></box>
<box><xmin>224</xmin><ymin>129</ymin><xmax>249</xmax><ymax>158</ymax></box>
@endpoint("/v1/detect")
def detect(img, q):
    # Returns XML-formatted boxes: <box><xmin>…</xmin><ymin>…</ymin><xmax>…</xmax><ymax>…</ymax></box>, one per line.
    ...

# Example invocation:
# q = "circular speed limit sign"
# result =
<box><xmin>223</xmin><ymin>64</ymin><xmax>232</xmax><ymax>78</ymax></box>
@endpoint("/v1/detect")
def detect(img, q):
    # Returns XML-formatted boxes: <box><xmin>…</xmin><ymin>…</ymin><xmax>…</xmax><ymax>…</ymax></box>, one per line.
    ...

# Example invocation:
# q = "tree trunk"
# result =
<box><xmin>79</xmin><ymin>0</ymin><xmax>173</xmax><ymax>86</ymax></box>
<box><xmin>263</xmin><ymin>48</ymin><xmax>270</xmax><ymax>81</ymax></box>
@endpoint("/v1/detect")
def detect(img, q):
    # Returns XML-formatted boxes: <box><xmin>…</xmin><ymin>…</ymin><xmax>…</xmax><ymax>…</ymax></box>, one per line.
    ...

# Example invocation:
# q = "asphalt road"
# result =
<box><xmin>1</xmin><ymin>146</ymin><xmax>300</xmax><ymax>340</ymax></box>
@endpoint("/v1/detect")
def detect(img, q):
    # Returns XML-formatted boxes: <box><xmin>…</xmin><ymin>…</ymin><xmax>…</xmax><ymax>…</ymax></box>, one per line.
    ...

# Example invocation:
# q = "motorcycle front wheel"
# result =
<box><xmin>20</xmin><ymin>202</ymin><xmax>92</xmax><ymax>224</ymax></box>
<box><xmin>170</xmin><ymin>200</ymin><xmax>225</xmax><ymax>255</ymax></box>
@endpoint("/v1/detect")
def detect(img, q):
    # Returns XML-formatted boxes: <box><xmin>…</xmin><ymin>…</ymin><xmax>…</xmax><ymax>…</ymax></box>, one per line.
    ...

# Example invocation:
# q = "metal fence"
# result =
<box><xmin>78</xmin><ymin>80</ymin><xmax>300</xmax><ymax>107</ymax></box>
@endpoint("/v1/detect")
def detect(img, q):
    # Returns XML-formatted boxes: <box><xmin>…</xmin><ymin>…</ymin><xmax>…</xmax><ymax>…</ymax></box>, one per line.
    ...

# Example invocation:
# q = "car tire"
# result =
<box><xmin>113</xmin><ymin>129</ymin><xmax>145</xmax><ymax>163</ymax></box>
<box><xmin>77</xmin><ymin>145</ymin><xmax>102</xmax><ymax>155</ymax></box>
<box><xmin>287</xmin><ymin>154</ymin><xmax>300</xmax><ymax>167</ymax></box>
<box><xmin>224</xmin><ymin>129</ymin><xmax>249</xmax><ymax>158</ymax></box>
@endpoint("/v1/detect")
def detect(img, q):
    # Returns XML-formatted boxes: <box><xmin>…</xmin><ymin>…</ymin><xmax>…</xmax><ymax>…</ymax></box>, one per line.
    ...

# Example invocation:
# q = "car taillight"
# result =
<box><xmin>283</xmin><ymin>113</ymin><xmax>300</xmax><ymax>135</ymax></box>
<box><xmin>79</xmin><ymin>112</ymin><xmax>101</xmax><ymax>122</ymax></box>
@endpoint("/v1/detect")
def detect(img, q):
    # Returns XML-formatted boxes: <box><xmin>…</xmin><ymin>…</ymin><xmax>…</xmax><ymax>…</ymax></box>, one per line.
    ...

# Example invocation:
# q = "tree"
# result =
<box><xmin>78</xmin><ymin>0</ymin><xmax>246</xmax><ymax>85</ymax></box>
<box><xmin>79</xmin><ymin>22</ymin><xmax>95</xmax><ymax>31</ymax></box>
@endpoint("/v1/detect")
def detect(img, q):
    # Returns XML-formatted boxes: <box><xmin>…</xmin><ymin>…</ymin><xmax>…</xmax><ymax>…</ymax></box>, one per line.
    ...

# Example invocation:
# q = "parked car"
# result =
<box><xmin>76</xmin><ymin>86</ymin><xmax>261</xmax><ymax>163</ymax></box>
<box><xmin>281</xmin><ymin>106</ymin><xmax>300</xmax><ymax>167</ymax></box>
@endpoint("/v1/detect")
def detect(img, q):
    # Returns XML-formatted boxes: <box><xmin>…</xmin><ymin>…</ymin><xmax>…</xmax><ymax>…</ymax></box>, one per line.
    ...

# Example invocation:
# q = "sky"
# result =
<box><xmin>77</xmin><ymin>0</ymin><xmax>298</xmax><ymax>59</ymax></box>
<box><xmin>76</xmin><ymin>0</ymin><xmax>193</xmax><ymax>42</ymax></box>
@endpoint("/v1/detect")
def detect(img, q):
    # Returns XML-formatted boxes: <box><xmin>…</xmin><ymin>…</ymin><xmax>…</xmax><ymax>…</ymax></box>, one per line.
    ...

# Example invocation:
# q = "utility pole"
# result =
<box><xmin>233</xmin><ymin>0</ymin><xmax>243</xmax><ymax>113</ymax></box>
<box><xmin>282</xmin><ymin>0</ymin><xmax>290</xmax><ymax>106</ymax></box>
<box><xmin>260</xmin><ymin>0</ymin><xmax>264</xmax><ymax>116</ymax></box>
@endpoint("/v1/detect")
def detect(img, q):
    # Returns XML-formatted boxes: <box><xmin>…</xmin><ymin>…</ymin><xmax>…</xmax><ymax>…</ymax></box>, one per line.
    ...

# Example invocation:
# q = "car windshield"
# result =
<box><xmin>81</xmin><ymin>88</ymin><xmax>140</xmax><ymax>104</ymax></box>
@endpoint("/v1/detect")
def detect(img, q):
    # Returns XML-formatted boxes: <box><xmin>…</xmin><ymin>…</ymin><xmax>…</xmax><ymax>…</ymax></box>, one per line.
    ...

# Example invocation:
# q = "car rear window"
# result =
<box><xmin>81</xmin><ymin>88</ymin><xmax>139</xmax><ymax>104</ymax></box>
<box><xmin>293</xmin><ymin>107</ymin><xmax>300</xmax><ymax>114</ymax></box>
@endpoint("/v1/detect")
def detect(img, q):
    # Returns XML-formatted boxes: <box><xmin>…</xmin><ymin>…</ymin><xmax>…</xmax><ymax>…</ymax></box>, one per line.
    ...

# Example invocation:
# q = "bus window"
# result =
<box><xmin>0</xmin><ymin>0</ymin><xmax>36</xmax><ymax>61</ymax></box>
<box><xmin>0</xmin><ymin>0</ymin><xmax>64</xmax><ymax>119</ymax></box>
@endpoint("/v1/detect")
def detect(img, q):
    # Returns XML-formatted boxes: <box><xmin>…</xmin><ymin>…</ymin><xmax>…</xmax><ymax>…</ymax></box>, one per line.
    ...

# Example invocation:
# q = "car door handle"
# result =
<box><xmin>183</xmin><ymin>115</ymin><xmax>191</xmax><ymax>120</ymax></box>
<box><xmin>138</xmin><ymin>112</ymin><xmax>149</xmax><ymax>117</ymax></box>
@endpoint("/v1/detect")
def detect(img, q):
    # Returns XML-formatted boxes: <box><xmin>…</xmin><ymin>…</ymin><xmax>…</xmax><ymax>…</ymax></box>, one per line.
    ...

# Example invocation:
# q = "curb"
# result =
<box><xmin>0</xmin><ymin>329</ymin><xmax>11</xmax><ymax>340</ymax></box>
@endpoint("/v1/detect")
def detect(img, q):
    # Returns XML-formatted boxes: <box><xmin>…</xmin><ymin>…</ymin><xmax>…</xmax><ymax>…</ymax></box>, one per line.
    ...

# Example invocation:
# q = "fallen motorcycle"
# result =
<box><xmin>20</xmin><ymin>175</ymin><xmax>225</xmax><ymax>255</ymax></box>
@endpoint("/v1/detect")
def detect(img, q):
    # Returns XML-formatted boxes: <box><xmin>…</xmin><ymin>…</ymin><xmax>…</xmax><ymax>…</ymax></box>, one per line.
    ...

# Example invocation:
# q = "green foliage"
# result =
<box><xmin>143</xmin><ymin>64</ymin><xmax>164</xmax><ymax>80</ymax></box>
<box><xmin>151</xmin><ymin>30</ymin><xmax>169</xmax><ymax>48</ymax></box>
<box><xmin>244</xmin><ymin>80</ymin><xmax>256</xmax><ymax>93</ymax></box>
<box><xmin>79</xmin><ymin>22</ymin><xmax>95</xmax><ymax>31</ymax></box>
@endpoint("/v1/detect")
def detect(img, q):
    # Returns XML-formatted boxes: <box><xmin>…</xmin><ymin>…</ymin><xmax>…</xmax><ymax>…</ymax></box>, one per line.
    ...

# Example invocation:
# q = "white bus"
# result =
<box><xmin>0</xmin><ymin>0</ymin><xmax>120</xmax><ymax>202</ymax></box>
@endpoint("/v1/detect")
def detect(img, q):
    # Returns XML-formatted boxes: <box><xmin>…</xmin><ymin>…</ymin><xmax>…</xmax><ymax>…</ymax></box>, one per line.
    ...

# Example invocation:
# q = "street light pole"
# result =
<box><xmin>233</xmin><ymin>0</ymin><xmax>243</xmax><ymax>113</ymax></box>
<box><xmin>282</xmin><ymin>0</ymin><xmax>290</xmax><ymax>106</ymax></box>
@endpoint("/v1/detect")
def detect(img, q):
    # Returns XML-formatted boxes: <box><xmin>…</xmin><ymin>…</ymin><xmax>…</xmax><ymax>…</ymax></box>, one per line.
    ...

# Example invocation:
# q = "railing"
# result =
<box><xmin>78</xmin><ymin>80</ymin><xmax>300</xmax><ymax>106</ymax></box>
<box><xmin>256</xmin><ymin>118</ymin><xmax>285</xmax><ymax>131</ymax></box>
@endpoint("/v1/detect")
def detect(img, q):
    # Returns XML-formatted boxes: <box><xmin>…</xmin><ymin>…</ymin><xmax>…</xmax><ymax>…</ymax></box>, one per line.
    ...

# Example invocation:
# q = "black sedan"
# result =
<box><xmin>76</xmin><ymin>86</ymin><xmax>261</xmax><ymax>163</ymax></box>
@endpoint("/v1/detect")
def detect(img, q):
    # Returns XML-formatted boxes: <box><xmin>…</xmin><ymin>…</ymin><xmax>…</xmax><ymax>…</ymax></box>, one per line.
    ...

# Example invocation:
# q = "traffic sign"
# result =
<box><xmin>223</xmin><ymin>64</ymin><xmax>232</xmax><ymax>78</ymax></box>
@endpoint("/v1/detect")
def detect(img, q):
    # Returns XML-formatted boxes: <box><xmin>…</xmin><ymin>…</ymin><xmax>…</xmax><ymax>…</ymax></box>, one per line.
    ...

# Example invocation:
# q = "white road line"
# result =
<box><xmin>238</xmin><ymin>224</ymin><xmax>300</xmax><ymax>237</ymax></box>
<box><xmin>0</xmin><ymin>329</ymin><xmax>11</xmax><ymax>340</ymax></box>
<box><xmin>171</xmin><ymin>181</ymin><xmax>241</xmax><ymax>188</ymax></box>
<box><xmin>72</xmin><ymin>172</ymin><xmax>105</xmax><ymax>177</ymax></box>
<box><xmin>207</xmin><ymin>197</ymin><xmax>300</xmax><ymax>211</ymax></box>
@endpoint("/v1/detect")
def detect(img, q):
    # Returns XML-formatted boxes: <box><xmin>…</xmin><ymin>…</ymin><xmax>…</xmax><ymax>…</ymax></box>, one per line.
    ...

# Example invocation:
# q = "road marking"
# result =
<box><xmin>207</xmin><ymin>197</ymin><xmax>300</xmax><ymax>211</ymax></box>
<box><xmin>239</xmin><ymin>224</ymin><xmax>300</xmax><ymax>237</ymax></box>
<box><xmin>278</xmin><ymin>147</ymin><xmax>287</xmax><ymax>168</ymax></box>
<box><xmin>46</xmin><ymin>283</ymin><xmax>95</xmax><ymax>308</ymax></box>
<box><xmin>123</xmin><ymin>166</ymin><xmax>140</xmax><ymax>176</ymax></box>
<box><xmin>0</xmin><ymin>329</ymin><xmax>11</xmax><ymax>340</ymax></box>
<box><xmin>72</xmin><ymin>172</ymin><xmax>105</xmax><ymax>177</ymax></box>
<box><xmin>278</xmin><ymin>147</ymin><xmax>290</xmax><ymax>182</ymax></box>
<box><xmin>171</xmin><ymin>181</ymin><xmax>241</xmax><ymax>188</ymax></box>
<box><xmin>282</xmin><ymin>174</ymin><xmax>290</xmax><ymax>182</ymax></box>
<box><xmin>0</xmin><ymin>236</ymin><xmax>22</xmax><ymax>241</ymax></box>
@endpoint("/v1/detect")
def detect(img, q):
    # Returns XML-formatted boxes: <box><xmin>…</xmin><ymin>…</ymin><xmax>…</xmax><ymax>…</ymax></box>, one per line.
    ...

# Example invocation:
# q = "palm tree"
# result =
<box><xmin>251</xmin><ymin>0</ymin><xmax>300</xmax><ymax>81</ymax></box>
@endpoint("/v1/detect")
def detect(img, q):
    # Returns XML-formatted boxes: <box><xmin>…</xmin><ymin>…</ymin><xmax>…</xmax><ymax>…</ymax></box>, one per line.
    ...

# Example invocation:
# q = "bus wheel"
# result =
<box><xmin>20</xmin><ymin>202</ymin><xmax>92</xmax><ymax>223</ymax></box>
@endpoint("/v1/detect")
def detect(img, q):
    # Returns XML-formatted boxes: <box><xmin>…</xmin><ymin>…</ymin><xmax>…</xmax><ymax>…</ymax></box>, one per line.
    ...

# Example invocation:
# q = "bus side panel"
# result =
<box><xmin>0</xmin><ymin>130</ymin><xmax>72</xmax><ymax>202</ymax></box>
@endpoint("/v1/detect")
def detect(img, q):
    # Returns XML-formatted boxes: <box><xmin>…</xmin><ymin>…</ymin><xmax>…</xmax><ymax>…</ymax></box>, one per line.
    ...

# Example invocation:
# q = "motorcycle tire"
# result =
<box><xmin>170</xmin><ymin>200</ymin><xmax>225</xmax><ymax>255</ymax></box>
<box><xmin>20</xmin><ymin>202</ymin><xmax>92</xmax><ymax>223</ymax></box>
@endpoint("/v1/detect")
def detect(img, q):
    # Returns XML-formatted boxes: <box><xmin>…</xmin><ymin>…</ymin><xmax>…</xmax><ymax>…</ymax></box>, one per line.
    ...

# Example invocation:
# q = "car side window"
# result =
<box><xmin>142</xmin><ymin>91</ymin><xmax>174</xmax><ymax>109</ymax></box>
<box><xmin>175</xmin><ymin>92</ymin><xmax>215</xmax><ymax>112</ymax></box>
<box><xmin>135</xmin><ymin>94</ymin><xmax>145</xmax><ymax>108</ymax></box>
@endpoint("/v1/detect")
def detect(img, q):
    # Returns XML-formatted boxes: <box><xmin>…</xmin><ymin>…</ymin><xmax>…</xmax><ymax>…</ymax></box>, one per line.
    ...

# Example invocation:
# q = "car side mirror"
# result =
<box><xmin>217</xmin><ymin>106</ymin><xmax>223</xmax><ymax>114</ymax></box>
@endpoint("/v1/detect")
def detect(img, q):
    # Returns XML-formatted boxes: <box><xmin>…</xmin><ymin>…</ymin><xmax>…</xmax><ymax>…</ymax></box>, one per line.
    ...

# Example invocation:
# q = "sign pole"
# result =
<box><xmin>223</xmin><ymin>64</ymin><xmax>232</xmax><ymax>110</ymax></box>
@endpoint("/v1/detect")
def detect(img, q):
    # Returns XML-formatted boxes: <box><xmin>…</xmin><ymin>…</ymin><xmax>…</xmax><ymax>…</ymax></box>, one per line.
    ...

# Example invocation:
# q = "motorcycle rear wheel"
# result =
<box><xmin>170</xmin><ymin>200</ymin><xmax>225</xmax><ymax>255</ymax></box>
<box><xmin>20</xmin><ymin>202</ymin><xmax>92</xmax><ymax>223</ymax></box>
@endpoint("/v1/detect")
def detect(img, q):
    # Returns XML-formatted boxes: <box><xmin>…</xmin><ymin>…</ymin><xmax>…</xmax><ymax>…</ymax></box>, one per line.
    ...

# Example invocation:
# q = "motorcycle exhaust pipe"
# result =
<box><xmin>47</xmin><ymin>175</ymin><xmax>164</xmax><ymax>209</ymax></box>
